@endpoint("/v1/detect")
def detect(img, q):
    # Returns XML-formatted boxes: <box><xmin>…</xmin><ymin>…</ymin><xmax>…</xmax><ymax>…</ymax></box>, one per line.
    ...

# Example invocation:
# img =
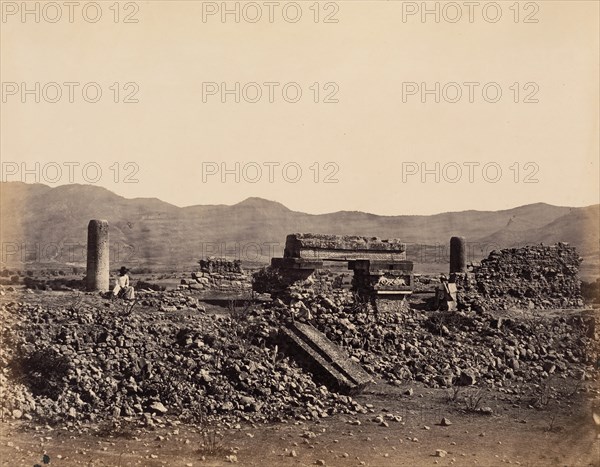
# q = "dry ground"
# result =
<box><xmin>1</xmin><ymin>371</ymin><xmax>599</xmax><ymax>466</ymax></box>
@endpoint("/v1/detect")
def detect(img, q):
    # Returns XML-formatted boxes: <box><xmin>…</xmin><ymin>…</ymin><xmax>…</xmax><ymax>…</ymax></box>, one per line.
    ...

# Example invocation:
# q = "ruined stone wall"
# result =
<box><xmin>455</xmin><ymin>243</ymin><xmax>583</xmax><ymax>310</ymax></box>
<box><xmin>184</xmin><ymin>257</ymin><xmax>250</xmax><ymax>292</ymax></box>
<box><xmin>198</xmin><ymin>257</ymin><xmax>243</xmax><ymax>274</ymax></box>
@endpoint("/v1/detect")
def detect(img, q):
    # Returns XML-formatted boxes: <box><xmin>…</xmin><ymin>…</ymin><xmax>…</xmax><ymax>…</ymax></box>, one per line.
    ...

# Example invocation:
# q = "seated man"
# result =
<box><xmin>113</xmin><ymin>266</ymin><xmax>135</xmax><ymax>300</ymax></box>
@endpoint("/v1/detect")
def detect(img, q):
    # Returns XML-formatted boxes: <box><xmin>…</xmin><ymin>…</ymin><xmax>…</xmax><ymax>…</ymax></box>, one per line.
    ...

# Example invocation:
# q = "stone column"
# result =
<box><xmin>86</xmin><ymin>220</ymin><xmax>109</xmax><ymax>291</ymax></box>
<box><xmin>450</xmin><ymin>236</ymin><xmax>466</xmax><ymax>274</ymax></box>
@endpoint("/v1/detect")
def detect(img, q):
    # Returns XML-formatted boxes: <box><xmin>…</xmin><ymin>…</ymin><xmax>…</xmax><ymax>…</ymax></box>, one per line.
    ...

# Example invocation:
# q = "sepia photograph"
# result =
<box><xmin>1</xmin><ymin>1</ymin><xmax>599</xmax><ymax>465</ymax></box>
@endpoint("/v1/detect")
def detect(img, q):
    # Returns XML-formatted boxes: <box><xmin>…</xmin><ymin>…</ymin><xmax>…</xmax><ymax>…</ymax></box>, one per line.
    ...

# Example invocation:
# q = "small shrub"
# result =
<box><xmin>464</xmin><ymin>389</ymin><xmax>485</xmax><ymax>412</ymax></box>
<box><xmin>197</xmin><ymin>428</ymin><xmax>228</xmax><ymax>458</ymax></box>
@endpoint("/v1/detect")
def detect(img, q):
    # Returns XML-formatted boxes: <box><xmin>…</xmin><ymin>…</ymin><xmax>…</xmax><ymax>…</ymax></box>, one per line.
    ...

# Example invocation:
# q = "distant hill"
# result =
<box><xmin>479</xmin><ymin>205</ymin><xmax>599</xmax><ymax>254</ymax></box>
<box><xmin>1</xmin><ymin>182</ymin><xmax>598</xmax><ymax>277</ymax></box>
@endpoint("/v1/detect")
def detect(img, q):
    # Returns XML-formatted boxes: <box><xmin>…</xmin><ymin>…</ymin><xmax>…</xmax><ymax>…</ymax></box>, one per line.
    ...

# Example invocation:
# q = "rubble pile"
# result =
<box><xmin>183</xmin><ymin>257</ymin><xmax>251</xmax><ymax>292</ymax></box>
<box><xmin>253</xmin><ymin>267</ymin><xmax>353</xmax><ymax>306</ymax></box>
<box><xmin>0</xmin><ymin>296</ymin><xmax>364</xmax><ymax>426</ymax></box>
<box><xmin>136</xmin><ymin>289</ymin><xmax>204</xmax><ymax>312</ymax></box>
<box><xmin>283</xmin><ymin>272</ymin><xmax>358</xmax><ymax>321</ymax></box>
<box><xmin>253</xmin><ymin>286</ymin><xmax>598</xmax><ymax>389</ymax></box>
<box><xmin>21</xmin><ymin>277</ymin><xmax>84</xmax><ymax>292</ymax></box>
<box><xmin>455</xmin><ymin>243</ymin><xmax>583</xmax><ymax>310</ymax></box>
<box><xmin>310</xmin><ymin>304</ymin><xmax>597</xmax><ymax>389</ymax></box>
<box><xmin>286</xmin><ymin>271</ymin><xmax>352</xmax><ymax>304</ymax></box>
<box><xmin>250</xmin><ymin>259</ymin><xmax>596</xmax><ymax>390</ymax></box>
<box><xmin>1</xmin><ymin>244</ymin><xmax>596</xmax><ymax>429</ymax></box>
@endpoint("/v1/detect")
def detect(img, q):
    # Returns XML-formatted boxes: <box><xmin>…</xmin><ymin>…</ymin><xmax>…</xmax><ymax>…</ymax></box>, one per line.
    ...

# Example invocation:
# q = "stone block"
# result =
<box><xmin>280</xmin><ymin>322</ymin><xmax>371</xmax><ymax>394</ymax></box>
<box><xmin>284</xmin><ymin>233</ymin><xmax>407</xmax><ymax>261</ymax></box>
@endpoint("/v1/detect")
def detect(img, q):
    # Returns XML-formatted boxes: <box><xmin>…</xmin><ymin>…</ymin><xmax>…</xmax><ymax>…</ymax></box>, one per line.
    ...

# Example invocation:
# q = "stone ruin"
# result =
<box><xmin>268</xmin><ymin>234</ymin><xmax>584</xmax><ymax>313</ymax></box>
<box><xmin>253</xmin><ymin>233</ymin><xmax>416</xmax><ymax>393</ymax></box>
<box><xmin>266</xmin><ymin>235</ymin><xmax>585</xmax><ymax>393</ymax></box>
<box><xmin>186</xmin><ymin>257</ymin><xmax>250</xmax><ymax>292</ymax></box>
<box><xmin>445</xmin><ymin>240</ymin><xmax>583</xmax><ymax>311</ymax></box>
<box><xmin>2</xmin><ymin>226</ymin><xmax>595</xmax><ymax>427</ymax></box>
<box><xmin>198</xmin><ymin>257</ymin><xmax>243</xmax><ymax>274</ymax></box>
<box><xmin>269</xmin><ymin>233</ymin><xmax>414</xmax><ymax>301</ymax></box>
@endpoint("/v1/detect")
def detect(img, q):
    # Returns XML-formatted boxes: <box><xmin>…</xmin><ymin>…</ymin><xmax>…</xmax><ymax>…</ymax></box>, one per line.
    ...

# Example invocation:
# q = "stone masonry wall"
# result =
<box><xmin>455</xmin><ymin>243</ymin><xmax>583</xmax><ymax>310</ymax></box>
<box><xmin>183</xmin><ymin>257</ymin><xmax>250</xmax><ymax>292</ymax></box>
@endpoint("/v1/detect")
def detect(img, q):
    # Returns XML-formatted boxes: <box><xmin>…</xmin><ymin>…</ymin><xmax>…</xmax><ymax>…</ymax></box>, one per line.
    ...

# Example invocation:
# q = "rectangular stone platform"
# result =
<box><xmin>284</xmin><ymin>233</ymin><xmax>407</xmax><ymax>261</ymax></box>
<box><xmin>280</xmin><ymin>322</ymin><xmax>372</xmax><ymax>394</ymax></box>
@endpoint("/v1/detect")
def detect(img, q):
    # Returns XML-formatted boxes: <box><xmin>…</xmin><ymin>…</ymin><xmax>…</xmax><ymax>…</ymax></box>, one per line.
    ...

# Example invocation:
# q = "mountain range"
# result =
<box><xmin>1</xmin><ymin>182</ymin><xmax>598</xmax><ymax>278</ymax></box>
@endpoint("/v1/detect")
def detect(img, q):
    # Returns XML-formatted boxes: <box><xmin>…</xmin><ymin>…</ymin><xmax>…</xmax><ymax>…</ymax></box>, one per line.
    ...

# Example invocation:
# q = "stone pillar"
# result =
<box><xmin>86</xmin><ymin>220</ymin><xmax>109</xmax><ymax>291</ymax></box>
<box><xmin>450</xmin><ymin>236</ymin><xmax>466</xmax><ymax>274</ymax></box>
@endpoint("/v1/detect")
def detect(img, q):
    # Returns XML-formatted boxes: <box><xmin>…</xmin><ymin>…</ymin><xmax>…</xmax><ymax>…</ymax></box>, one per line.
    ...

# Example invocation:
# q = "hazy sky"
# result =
<box><xmin>1</xmin><ymin>0</ymin><xmax>598</xmax><ymax>215</ymax></box>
